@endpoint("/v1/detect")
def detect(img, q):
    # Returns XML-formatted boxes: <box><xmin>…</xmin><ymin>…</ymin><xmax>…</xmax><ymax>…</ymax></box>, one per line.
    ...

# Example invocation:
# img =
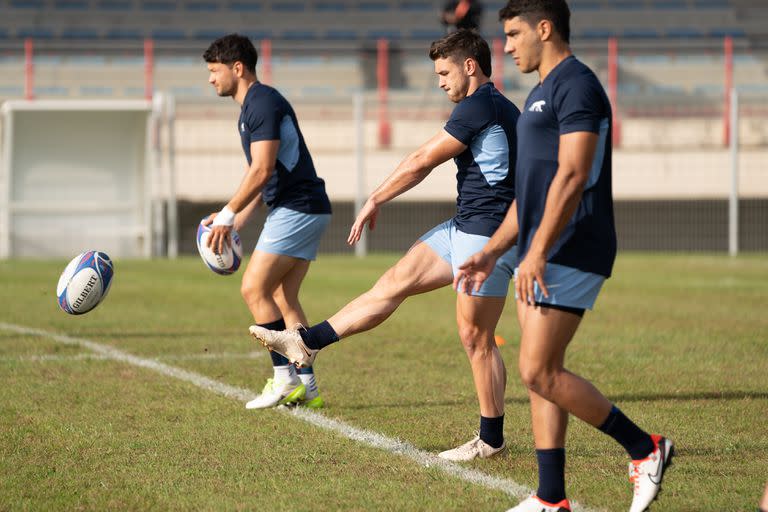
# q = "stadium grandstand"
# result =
<box><xmin>0</xmin><ymin>0</ymin><xmax>766</xmax><ymax>254</ymax></box>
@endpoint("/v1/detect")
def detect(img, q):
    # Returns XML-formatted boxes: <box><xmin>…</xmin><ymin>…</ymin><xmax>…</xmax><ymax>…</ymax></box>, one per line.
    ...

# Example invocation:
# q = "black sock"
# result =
<box><xmin>479</xmin><ymin>414</ymin><xmax>504</xmax><ymax>449</ymax></box>
<box><xmin>258</xmin><ymin>319</ymin><xmax>290</xmax><ymax>367</ymax></box>
<box><xmin>299</xmin><ymin>320</ymin><xmax>340</xmax><ymax>351</ymax></box>
<box><xmin>536</xmin><ymin>448</ymin><xmax>566</xmax><ymax>503</ymax></box>
<box><xmin>599</xmin><ymin>405</ymin><xmax>654</xmax><ymax>460</ymax></box>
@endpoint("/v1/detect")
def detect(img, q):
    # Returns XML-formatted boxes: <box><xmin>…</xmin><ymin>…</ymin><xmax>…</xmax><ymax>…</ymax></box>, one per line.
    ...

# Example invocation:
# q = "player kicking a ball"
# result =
<box><xmin>455</xmin><ymin>2</ymin><xmax>673</xmax><ymax>511</ymax></box>
<box><xmin>251</xmin><ymin>29</ymin><xmax>521</xmax><ymax>461</ymax></box>
<box><xmin>203</xmin><ymin>34</ymin><xmax>332</xmax><ymax>409</ymax></box>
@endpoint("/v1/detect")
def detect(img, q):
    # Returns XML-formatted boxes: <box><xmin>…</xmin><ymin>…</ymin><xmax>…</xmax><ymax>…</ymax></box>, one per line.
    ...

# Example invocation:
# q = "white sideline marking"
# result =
<box><xmin>0</xmin><ymin>351</ymin><xmax>265</xmax><ymax>363</ymax></box>
<box><xmin>0</xmin><ymin>322</ymin><xmax>599</xmax><ymax>512</ymax></box>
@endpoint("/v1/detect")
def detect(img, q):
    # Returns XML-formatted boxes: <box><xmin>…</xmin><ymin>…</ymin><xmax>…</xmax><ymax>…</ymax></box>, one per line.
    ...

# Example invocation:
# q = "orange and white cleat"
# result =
<box><xmin>505</xmin><ymin>495</ymin><xmax>571</xmax><ymax>512</ymax></box>
<box><xmin>629</xmin><ymin>435</ymin><xmax>675</xmax><ymax>512</ymax></box>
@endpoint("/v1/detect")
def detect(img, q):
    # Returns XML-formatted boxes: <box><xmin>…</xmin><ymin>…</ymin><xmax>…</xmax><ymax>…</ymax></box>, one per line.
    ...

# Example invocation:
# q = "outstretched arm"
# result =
<box><xmin>348</xmin><ymin>129</ymin><xmax>466</xmax><ymax>244</ymax></box>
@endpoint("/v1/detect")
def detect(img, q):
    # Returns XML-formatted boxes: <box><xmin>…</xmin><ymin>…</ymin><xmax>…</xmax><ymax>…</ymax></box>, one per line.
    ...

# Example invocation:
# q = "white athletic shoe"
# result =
<box><xmin>245</xmin><ymin>377</ymin><xmax>306</xmax><ymax>409</ymax></box>
<box><xmin>437</xmin><ymin>435</ymin><xmax>506</xmax><ymax>461</ymax></box>
<box><xmin>249</xmin><ymin>325</ymin><xmax>317</xmax><ymax>368</ymax></box>
<box><xmin>506</xmin><ymin>495</ymin><xmax>571</xmax><ymax>512</ymax></box>
<box><xmin>628</xmin><ymin>435</ymin><xmax>674</xmax><ymax>512</ymax></box>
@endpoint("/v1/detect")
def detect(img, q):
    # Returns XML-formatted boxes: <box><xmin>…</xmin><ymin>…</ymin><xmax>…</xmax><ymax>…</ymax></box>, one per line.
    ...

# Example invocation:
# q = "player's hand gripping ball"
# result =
<box><xmin>56</xmin><ymin>251</ymin><xmax>114</xmax><ymax>315</ymax></box>
<box><xmin>196</xmin><ymin>218</ymin><xmax>243</xmax><ymax>275</ymax></box>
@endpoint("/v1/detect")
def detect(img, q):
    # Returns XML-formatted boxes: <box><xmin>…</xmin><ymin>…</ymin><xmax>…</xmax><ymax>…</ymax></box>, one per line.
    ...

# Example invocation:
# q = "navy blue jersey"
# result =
<box><xmin>515</xmin><ymin>56</ymin><xmax>617</xmax><ymax>277</ymax></box>
<box><xmin>239</xmin><ymin>83</ymin><xmax>331</xmax><ymax>214</ymax></box>
<box><xmin>443</xmin><ymin>82</ymin><xmax>520</xmax><ymax>237</ymax></box>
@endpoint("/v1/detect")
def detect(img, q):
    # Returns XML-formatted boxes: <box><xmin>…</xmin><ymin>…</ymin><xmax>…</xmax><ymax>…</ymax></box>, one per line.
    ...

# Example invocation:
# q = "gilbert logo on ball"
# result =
<box><xmin>56</xmin><ymin>251</ymin><xmax>114</xmax><ymax>315</ymax></box>
<box><xmin>196</xmin><ymin>219</ymin><xmax>243</xmax><ymax>275</ymax></box>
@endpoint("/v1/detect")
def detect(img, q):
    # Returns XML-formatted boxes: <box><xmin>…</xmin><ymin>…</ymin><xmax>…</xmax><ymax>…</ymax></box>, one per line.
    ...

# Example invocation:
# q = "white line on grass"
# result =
<box><xmin>0</xmin><ymin>351</ymin><xmax>265</xmax><ymax>363</ymax></box>
<box><xmin>0</xmin><ymin>322</ymin><xmax>599</xmax><ymax>512</ymax></box>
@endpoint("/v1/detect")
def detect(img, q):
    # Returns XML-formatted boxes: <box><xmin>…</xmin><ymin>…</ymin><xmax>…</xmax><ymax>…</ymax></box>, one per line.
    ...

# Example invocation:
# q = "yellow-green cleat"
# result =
<box><xmin>300</xmin><ymin>394</ymin><xmax>324</xmax><ymax>409</ymax></box>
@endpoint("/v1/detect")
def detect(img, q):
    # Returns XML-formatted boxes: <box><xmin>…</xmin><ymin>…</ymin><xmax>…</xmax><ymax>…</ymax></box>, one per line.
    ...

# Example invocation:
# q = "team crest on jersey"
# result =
<box><xmin>529</xmin><ymin>100</ymin><xmax>546</xmax><ymax>112</ymax></box>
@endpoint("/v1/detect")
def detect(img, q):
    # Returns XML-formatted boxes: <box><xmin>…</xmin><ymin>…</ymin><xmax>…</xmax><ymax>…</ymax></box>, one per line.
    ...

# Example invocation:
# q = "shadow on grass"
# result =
<box><xmin>608</xmin><ymin>390</ymin><xmax>768</xmax><ymax>402</ymax></box>
<box><xmin>342</xmin><ymin>390</ymin><xmax>768</xmax><ymax>411</ymax></box>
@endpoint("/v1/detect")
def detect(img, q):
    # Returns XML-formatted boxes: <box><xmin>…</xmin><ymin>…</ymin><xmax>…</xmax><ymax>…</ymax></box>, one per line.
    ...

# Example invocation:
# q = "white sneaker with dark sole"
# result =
<box><xmin>437</xmin><ymin>435</ymin><xmax>506</xmax><ymax>461</ymax></box>
<box><xmin>249</xmin><ymin>325</ymin><xmax>317</xmax><ymax>368</ymax></box>
<box><xmin>245</xmin><ymin>378</ymin><xmax>306</xmax><ymax>409</ymax></box>
<box><xmin>629</xmin><ymin>435</ymin><xmax>674</xmax><ymax>512</ymax></box>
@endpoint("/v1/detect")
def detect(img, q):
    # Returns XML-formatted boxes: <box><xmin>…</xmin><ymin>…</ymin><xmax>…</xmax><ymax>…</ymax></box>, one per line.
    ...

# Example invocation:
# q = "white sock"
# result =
<box><xmin>298</xmin><ymin>372</ymin><xmax>319</xmax><ymax>397</ymax></box>
<box><xmin>273</xmin><ymin>364</ymin><xmax>297</xmax><ymax>383</ymax></box>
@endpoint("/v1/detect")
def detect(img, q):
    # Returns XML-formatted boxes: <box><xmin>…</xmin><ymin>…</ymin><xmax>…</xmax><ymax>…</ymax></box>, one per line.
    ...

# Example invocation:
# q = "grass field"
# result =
<box><xmin>1</xmin><ymin>253</ymin><xmax>766</xmax><ymax>511</ymax></box>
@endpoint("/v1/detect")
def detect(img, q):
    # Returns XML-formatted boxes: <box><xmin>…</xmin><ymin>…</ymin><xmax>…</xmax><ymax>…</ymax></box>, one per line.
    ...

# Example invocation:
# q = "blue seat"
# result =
<box><xmin>651</xmin><ymin>0</ymin><xmax>687</xmax><ymax>8</ymax></box>
<box><xmin>272</xmin><ymin>2</ymin><xmax>304</xmax><ymax>12</ymax></box>
<box><xmin>0</xmin><ymin>85</ymin><xmax>24</xmax><ymax>96</ymax></box>
<box><xmin>325</xmin><ymin>29</ymin><xmax>359</xmax><ymax>40</ymax></box>
<box><xmin>36</xmin><ymin>86</ymin><xmax>70</xmax><ymax>96</ymax></box>
<box><xmin>186</xmin><ymin>1</ymin><xmax>218</xmax><ymax>10</ymax></box>
<box><xmin>623</xmin><ymin>28</ymin><xmax>660</xmax><ymax>39</ymax></box>
<box><xmin>282</xmin><ymin>30</ymin><xmax>317</xmax><ymax>40</ymax></box>
<box><xmin>400</xmin><ymin>1</ymin><xmax>432</xmax><ymax>11</ymax></box>
<box><xmin>55</xmin><ymin>0</ymin><xmax>89</xmax><ymax>9</ymax></box>
<box><xmin>367</xmin><ymin>29</ymin><xmax>401</xmax><ymax>40</ymax></box>
<box><xmin>709</xmin><ymin>27</ymin><xmax>746</xmax><ymax>38</ymax></box>
<box><xmin>360</xmin><ymin>2</ymin><xmax>390</xmax><ymax>11</ymax></box>
<box><xmin>194</xmin><ymin>29</ymin><xmax>229</xmax><ymax>40</ymax></box>
<box><xmin>410</xmin><ymin>29</ymin><xmax>445</xmax><ymax>40</ymax></box>
<box><xmin>666</xmin><ymin>27</ymin><xmax>703</xmax><ymax>38</ymax></box>
<box><xmin>11</xmin><ymin>0</ymin><xmax>44</xmax><ymax>8</ymax></box>
<box><xmin>62</xmin><ymin>28</ymin><xmax>100</xmax><ymax>39</ymax></box>
<box><xmin>80</xmin><ymin>85</ymin><xmax>115</xmax><ymax>96</ymax></box>
<box><xmin>124</xmin><ymin>86</ymin><xmax>147</xmax><ymax>97</ymax></box>
<box><xmin>315</xmin><ymin>2</ymin><xmax>346</xmax><ymax>11</ymax></box>
<box><xmin>142</xmin><ymin>1</ymin><xmax>175</xmax><ymax>11</ymax></box>
<box><xmin>17</xmin><ymin>27</ymin><xmax>54</xmax><ymax>39</ymax></box>
<box><xmin>573</xmin><ymin>2</ymin><xmax>602</xmax><ymax>10</ymax></box>
<box><xmin>694</xmin><ymin>0</ymin><xmax>729</xmax><ymax>7</ymax></box>
<box><xmin>243</xmin><ymin>30</ymin><xmax>273</xmax><ymax>40</ymax></box>
<box><xmin>106</xmin><ymin>28</ymin><xmax>142</xmax><ymax>39</ymax></box>
<box><xmin>151</xmin><ymin>29</ymin><xmax>186</xmax><ymax>40</ymax></box>
<box><xmin>98</xmin><ymin>0</ymin><xmax>133</xmax><ymax>10</ymax></box>
<box><xmin>229</xmin><ymin>2</ymin><xmax>262</xmax><ymax>11</ymax></box>
<box><xmin>580</xmin><ymin>28</ymin><xmax>614</xmax><ymax>39</ymax></box>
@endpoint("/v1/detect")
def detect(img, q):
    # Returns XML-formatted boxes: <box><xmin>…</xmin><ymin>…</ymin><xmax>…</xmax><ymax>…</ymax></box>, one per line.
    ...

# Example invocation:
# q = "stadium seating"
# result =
<box><xmin>0</xmin><ymin>0</ymin><xmax>766</xmax><ymax>102</ymax></box>
<box><xmin>0</xmin><ymin>0</ymin><xmax>760</xmax><ymax>44</ymax></box>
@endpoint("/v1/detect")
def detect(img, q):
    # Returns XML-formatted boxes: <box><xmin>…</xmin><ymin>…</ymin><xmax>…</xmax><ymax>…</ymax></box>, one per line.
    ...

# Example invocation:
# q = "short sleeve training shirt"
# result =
<box><xmin>239</xmin><ymin>83</ymin><xmax>331</xmax><ymax>214</ymax></box>
<box><xmin>443</xmin><ymin>82</ymin><xmax>520</xmax><ymax>238</ymax></box>
<box><xmin>515</xmin><ymin>56</ymin><xmax>616</xmax><ymax>277</ymax></box>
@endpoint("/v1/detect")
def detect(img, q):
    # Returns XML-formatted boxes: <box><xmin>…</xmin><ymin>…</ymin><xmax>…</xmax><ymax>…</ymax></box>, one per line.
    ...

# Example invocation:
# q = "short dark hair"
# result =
<box><xmin>203</xmin><ymin>33</ymin><xmax>258</xmax><ymax>74</ymax></box>
<box><xmin>428</xmin><ymin>29</ymin><xmax>492</xmax><ymax>78</ymax></box>
<box><xmin>498</xmin><ymin>0</ymin><xmax>571</xmax><ymax>44</ymax></box>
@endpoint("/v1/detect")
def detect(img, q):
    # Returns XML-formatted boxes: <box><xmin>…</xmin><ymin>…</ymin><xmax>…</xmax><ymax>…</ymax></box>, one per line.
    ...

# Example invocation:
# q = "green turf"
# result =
<box><xmin>1</xmin><ymin>253</ymin><xmax>766</xmax><ymax>511</ymax></box>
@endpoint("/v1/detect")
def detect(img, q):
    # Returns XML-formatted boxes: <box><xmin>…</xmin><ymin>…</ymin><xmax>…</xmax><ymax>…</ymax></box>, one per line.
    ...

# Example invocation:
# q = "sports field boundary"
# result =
<box><xmin>0</xmin><ymin>322</ymin><xmax>601</xmax><ymax>512</ymax></box>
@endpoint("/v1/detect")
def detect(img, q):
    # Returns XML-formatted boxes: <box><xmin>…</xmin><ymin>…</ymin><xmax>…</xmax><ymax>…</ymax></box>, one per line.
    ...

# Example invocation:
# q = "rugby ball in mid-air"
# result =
<box><xmin>56</xmin><ymin>251</ymin><xmax>114</xmax><ymax>315</ymax></box>
<box><xmin>196</xmin><ymin>219</ymin><xmax>243</xmax><ymax>275</ymax></box>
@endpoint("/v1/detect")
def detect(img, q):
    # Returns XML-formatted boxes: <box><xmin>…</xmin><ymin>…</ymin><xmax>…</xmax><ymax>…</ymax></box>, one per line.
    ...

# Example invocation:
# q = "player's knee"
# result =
<box><xmin>458</xmin><ymin>324</ymin><xmax>492</xmax><ymax>356</ymax></box>
<box><xmin>241</xmin><ymin>281</ymin><xmax>269</xmax><ymax>304</ymax></box>
<box><xmin>518</xmin><ymin>360</ymin><xmax>557</xmax><ymax>397</ymax></box>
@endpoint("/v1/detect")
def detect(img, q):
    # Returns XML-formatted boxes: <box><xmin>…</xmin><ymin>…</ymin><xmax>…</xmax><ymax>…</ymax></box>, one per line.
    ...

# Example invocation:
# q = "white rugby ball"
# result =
<box><xmin>56</xmin><ymin>251</ymin><xmax>114</xmax><ymax>315</ymax></box>
<box><xmin>196</xmin><ymin>219</ymin><xmax>243</xmax><ymax>275</ymax></box>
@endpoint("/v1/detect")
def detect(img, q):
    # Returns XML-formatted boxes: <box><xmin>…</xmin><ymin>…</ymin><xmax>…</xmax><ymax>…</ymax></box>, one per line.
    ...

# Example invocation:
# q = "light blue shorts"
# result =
<box><xmin>419</xmin><ymin>219</ymin><xmax>517</xmax><ymax>297</ymax></box>
<box><xmin>255</xmin><ymin>207</ymin><xmax>331</xmax><ymax>261</ymax></box>
<box><xmin>514</xmin><ymin>263</ymin><xmax>605</xmax><ymax>310</ymax></box>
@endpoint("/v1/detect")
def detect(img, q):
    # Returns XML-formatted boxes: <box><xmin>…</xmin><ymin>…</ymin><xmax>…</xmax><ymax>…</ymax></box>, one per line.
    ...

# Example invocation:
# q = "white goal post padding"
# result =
<box><xmin>1</xmin><ymin>100</ymin><xmax>161</xmax><ymax>259</ymax></box>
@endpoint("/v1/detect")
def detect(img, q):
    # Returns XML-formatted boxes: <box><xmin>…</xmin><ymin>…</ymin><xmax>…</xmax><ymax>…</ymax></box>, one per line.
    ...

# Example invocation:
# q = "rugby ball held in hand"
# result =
<box><xmin>57</xmin><ymin>251</ymin><xmax>114</xmax><ymax>315</ymax></box>
<box><xmin>196</xmin><ymin>219</ymin><xmax>243</xmax><ymax>275</ymax></box>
